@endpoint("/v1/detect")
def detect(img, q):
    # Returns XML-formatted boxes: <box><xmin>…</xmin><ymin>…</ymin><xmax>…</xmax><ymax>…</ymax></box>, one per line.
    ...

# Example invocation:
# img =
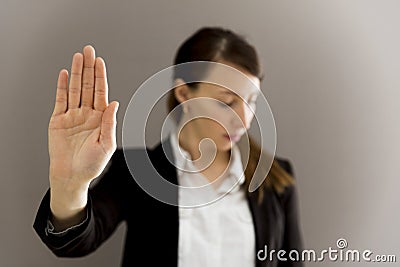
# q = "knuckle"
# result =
<box><xmin>82</xmin><ymin>81</ymin><xmax>94</xmax><ymax>88</ymax></box>
<box><xmin>68</xmin><ymin>87</ymin><xmax>80</xmax><ymax>94</ymax></box>
<box><xmin>95</xmin><ymin>90</ymin><xmax>106</xmax><ymax>96</ymax></box>
<box><xmin>80</xmin><ymin>100</ymin><xmax>91</xmax><ymax>106</ymax></box>
<box><xmin>55</xmin><ymin>97</ymin><xmax>67</xmax><ymax>103</ymax></box>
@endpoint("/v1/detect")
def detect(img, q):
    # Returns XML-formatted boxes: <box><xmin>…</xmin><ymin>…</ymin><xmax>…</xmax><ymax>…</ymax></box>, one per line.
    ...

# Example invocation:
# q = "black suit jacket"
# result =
<box><xmin>33</xmin><ymin>137</ymin><xmax>304</xmax><ymax>267</ymax></box>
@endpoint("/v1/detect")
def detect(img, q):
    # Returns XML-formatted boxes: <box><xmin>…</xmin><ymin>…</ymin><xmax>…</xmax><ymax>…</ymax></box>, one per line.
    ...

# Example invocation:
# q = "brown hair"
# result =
<box><xmin>168</xmin><ymin>27</ymin><xmax>294</xmax><ymax>203</ymax></box>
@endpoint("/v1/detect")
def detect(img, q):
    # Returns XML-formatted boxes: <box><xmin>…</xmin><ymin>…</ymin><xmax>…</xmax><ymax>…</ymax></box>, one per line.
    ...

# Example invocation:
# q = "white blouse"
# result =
<box><xmin>169</xmin><ymin>128</ymin><xmax>255</xmax><ymax>267</ymax></box>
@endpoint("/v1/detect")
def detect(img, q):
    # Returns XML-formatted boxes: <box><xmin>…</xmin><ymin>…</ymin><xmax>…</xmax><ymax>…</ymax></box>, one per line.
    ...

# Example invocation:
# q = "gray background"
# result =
<box><xmin>1</xmin><ymin>0</ymin><xmax>399</xmax><ymax>266</ymax></box>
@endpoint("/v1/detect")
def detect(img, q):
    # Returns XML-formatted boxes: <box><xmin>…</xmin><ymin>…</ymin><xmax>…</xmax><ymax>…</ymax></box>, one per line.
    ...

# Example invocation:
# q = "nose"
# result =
<box><xmin>232</xmin><ymin>99</ymin><xmax>254</xmax><ymax>130</ymax></box>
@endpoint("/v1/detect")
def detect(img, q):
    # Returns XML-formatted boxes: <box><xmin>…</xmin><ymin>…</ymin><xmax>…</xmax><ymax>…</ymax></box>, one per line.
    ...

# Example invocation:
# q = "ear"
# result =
<box><xmin>173</xmin><ymin>78</ymin><xmax>191</xmax><ymax>104</ymax></box>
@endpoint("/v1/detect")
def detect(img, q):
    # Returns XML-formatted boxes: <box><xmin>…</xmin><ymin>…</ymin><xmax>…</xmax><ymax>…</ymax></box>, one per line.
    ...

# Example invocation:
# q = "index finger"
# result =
<box><xmin>94</xmin><ymin>57</ymin><xmax>109</xmax><ymax>111</ymax></box>
<box><xmin>52</xmin><ymin>69</ymin><xmax>68</xmax><ymax>115</ymax></box>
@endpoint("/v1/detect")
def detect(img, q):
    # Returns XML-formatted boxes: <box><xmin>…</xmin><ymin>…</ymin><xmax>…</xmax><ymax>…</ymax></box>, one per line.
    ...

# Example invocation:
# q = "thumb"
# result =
<box><xmin>109</xmin><ymin>101</ymin><xmax>119</xmax><ymax>117</ymax></box>
<box><xmin>100</xmin><ymin>101</ymin><xmax>119</xmax><ymax>150</ymax></box>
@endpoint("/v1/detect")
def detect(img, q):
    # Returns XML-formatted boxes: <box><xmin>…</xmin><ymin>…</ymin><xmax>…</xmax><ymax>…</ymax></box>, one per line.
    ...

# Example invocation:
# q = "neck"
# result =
<box><xmin>176</xmin><ymin>122</ymin><xmax>230</xmax><ymax>168</ymax></box>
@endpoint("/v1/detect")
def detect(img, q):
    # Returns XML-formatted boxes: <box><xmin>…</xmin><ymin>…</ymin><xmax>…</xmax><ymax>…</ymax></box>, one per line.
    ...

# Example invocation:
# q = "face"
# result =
<box><xmin>175</xmin><ymin>61</ymin><xmax>261</xmax><ymax>152</ymax></box>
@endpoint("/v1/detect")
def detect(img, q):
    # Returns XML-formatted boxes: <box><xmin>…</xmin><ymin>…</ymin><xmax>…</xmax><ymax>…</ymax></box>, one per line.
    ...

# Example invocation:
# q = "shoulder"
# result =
<box><xmin>96</xmin><ymin>147</ymin><xmax>155</xmax><ymax>197</ymax></box>
<box><xmin>97</xmin><ymin>147</ymin><xmax>151</xmax><ymax>185</ymax></box>
<box><xmin>111</xmin><ymin>146</ymin><xmax>150</xmax><ymax>166</ymax></box>
<box><xmin>274</xmin><ymin>156</ymin><xmax>295</xmax><ymax>178</ymax></box>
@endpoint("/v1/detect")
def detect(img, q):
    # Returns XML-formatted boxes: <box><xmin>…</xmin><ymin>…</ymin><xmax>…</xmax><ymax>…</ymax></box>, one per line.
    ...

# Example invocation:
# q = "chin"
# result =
<box><xmin>218</xmin><ymin>141</ymin><xmax>233</xmax><ymax>152</ymax></box>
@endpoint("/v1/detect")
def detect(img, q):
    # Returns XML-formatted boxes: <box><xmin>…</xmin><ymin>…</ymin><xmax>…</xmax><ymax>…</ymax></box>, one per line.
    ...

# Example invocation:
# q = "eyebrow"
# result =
<box><xmin>219</xmin><ymin>90</ymin><xmax>236</xmax><ymax>95</ymax></box>
<box><xmin>218</xmin><ymin>90</ymin><xmax>260</xmax><ymax>97</ymax></box>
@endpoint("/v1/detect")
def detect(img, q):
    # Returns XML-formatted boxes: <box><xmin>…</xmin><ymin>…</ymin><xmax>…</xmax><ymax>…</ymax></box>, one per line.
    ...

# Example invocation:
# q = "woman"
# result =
<box><xmin>33</xmin><ymin>27</ymin><xmax>304</xmax><ymax>267</ymax></box>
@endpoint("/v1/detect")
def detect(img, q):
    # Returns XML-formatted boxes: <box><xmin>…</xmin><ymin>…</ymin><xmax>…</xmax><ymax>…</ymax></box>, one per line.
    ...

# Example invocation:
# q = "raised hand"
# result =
<box><xmin>48</xmin><ymin>45</ymin><xmax>119</xmax><ymax>227</ymax></box>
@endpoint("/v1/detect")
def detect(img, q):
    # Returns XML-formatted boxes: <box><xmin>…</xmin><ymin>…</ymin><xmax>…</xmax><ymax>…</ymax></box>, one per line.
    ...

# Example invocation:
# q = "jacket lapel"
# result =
<box><xmin>149</xmin><ymin>136</ymin><xmax>179</xmax><ymax>185</ymax></box>
<box><xmin>237</xmin><ymin>137</ymin><xmax>274</xmax><ymax>267</ymax></box>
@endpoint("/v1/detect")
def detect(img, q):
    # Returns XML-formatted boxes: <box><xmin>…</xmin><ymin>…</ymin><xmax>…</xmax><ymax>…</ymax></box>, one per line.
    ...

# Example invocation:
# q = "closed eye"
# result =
<box><xmin>218</xmin><ymin>100</ymin><xmax>256</xmax><ymax>108</ymax></box>
<box><xmin>218</xmin><ymin>101</ymin><xmax>234</xmax><ymax>107</ymax></box>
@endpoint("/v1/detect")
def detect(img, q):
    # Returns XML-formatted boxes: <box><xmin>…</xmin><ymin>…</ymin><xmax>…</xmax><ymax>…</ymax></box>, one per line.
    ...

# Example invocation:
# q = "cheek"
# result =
<box><xmin>190</xmin><ymin>99</ymin><xmax>231</xmax><ymax>128</ymax></box>
<box><xmin>197</xmin><ymin>119</ymin><xmax>225</xmax><ymax>134</ymax></box>
<box><xmin>195</xmin><ymin>116</ymin><xmax>229</xmax><ymax>136</ymax></box>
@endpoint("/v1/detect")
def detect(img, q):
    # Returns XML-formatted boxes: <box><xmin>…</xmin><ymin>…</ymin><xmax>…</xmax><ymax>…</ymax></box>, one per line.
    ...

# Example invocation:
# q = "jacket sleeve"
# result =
<box><xmin>277</xmin><ymin>159</ymin><xmax>305</xmax><ymax>267</ymax></box>
<box><xmin>32</xmin><ymin>149</ymin><xmax>129</xmax><ymax>257</ymax></box>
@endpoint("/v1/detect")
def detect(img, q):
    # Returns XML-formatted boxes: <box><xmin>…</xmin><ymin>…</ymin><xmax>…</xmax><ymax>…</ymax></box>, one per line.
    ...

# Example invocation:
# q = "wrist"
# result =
<box><xmin>49</xmin><ymin>180</ymin><xmax>89</xmax><ymax>219</ymax></box>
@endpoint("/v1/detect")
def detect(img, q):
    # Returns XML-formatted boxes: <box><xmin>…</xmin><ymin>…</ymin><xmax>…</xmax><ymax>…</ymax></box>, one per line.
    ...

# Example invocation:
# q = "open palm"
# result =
<box><xmin>49</xmin><ymin>46</ymin><xmax>119</xmax><ymax>188</ymax></box>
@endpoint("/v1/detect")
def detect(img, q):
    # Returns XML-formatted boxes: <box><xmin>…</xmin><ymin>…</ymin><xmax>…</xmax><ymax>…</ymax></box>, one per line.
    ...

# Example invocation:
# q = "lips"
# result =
<box><xmin>223</xmin><ymin>134</ymin><xmax>241</xmax><ymax>142</ymax></box>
